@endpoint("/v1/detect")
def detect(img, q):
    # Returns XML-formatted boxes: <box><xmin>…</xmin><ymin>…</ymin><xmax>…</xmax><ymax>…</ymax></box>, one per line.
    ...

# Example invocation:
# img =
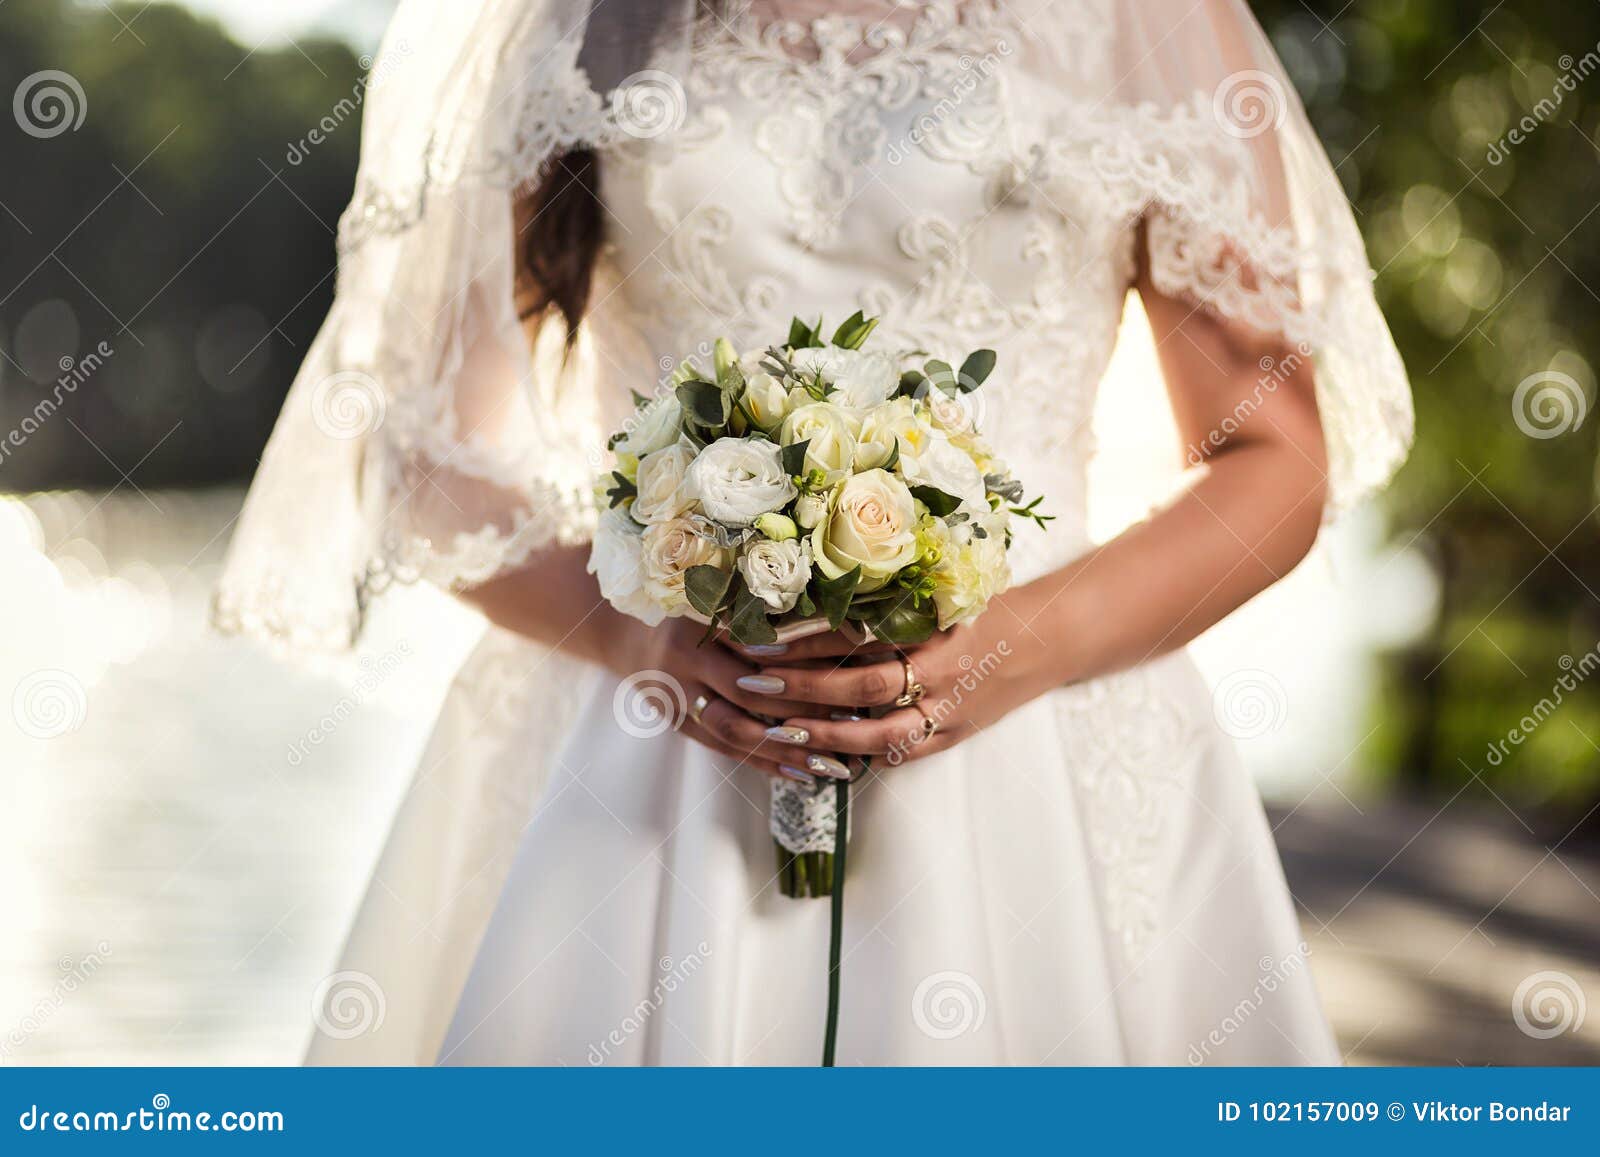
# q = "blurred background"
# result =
<box><xmin>1</xmin><ymin>0</ymin><xmax>1597</xmax><ymax>1065</ymax></box>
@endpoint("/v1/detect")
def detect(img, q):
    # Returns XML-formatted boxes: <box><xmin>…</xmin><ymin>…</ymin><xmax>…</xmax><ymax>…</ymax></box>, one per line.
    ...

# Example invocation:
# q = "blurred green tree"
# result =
<box><xmin>1254</xmin><ymin>0</ymin><xmax>1600</xmax><ymax>821</ymax></box>
<box><xmin>0</xmin><ymin>0</ymin><xmax>364</xmax><ymax>487</ymax></box>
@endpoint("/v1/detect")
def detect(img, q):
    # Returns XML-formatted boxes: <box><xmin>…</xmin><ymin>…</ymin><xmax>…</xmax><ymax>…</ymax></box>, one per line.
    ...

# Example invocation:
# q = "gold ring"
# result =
<box><xmin>689</xmin><ymin>693</ymin><xmax>711</xmax><ymax>725</ymax></box>
<box><xmin>894</xmin><ymin>656</ymin><xmax>925</xmax><ymax>707</ymax></box>
<box><xmin>914</xmin><ymin>702</ymin><xmax>939</xmax><ymax>738</ymax></box>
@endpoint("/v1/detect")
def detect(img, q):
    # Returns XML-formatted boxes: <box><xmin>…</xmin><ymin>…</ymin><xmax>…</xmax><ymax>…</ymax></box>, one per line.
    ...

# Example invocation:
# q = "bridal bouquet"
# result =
<box><xmin>588</xmin><ymin>312</ymin><xmax>1047</xmax><ymax>897</ymax></box>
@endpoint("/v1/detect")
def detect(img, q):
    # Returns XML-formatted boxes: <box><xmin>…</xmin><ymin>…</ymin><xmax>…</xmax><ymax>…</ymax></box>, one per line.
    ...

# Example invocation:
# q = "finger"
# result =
<box><xmin>694</xmin><ymin>695</ymin><xmax>843</xmax><ymax>777</ymax></box>
<box><xmin>723</xmin><ymin>634</ymin><xmax>902</xmax><ymax>664</ymax></box>
<box><xmin>780</xmin><ymin>707</ymin><xmax>931</xmax><ymax>755</ymax></box>
<box><xmin>690</xmin><ymin>648</ymin><xmax>826</xmax><ymax>719</ymax></box>
<box><xmin>743</xmin><ymin>658</ymin><xmax>908</xmax><ymax>708</ymax></box>
<box><xmin>681</xmin><ymin>720</ymin><xmax>812</xmax><ymax>782</ymax></box>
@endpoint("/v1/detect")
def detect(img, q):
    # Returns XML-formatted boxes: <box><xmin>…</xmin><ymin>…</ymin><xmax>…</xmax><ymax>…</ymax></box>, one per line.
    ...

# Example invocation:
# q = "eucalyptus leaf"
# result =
<box><xmin>677</xmin><ymin>379</ymin><xmax>730</xmax><ymax>428</ymax></box>
<box><xmin>813</xmin><ymin>565</ymin><xmax>862</xmax><ymax>630</ymax></box>
<box><xmin>781</xmin><ymin>438</ymin><xmax>811</xmax><ymax>478</ymax></box>
<box><xmin>685</xmin><ymin>565</ymin><xmax>734</xmax><ymax>618</ymax></box>
<box><xmin>897</xmin><ymin>369</ymin><xmax>927</xmax><ymax>398</ymax></box>
<box><xmin>923</xmin><ymin>359</ymin><xmax>957</xmax><ymax>396</ymax></box>
<box><xmin>851</xmin><ymin>591</ymin><xmax>938</xmax><ymax>645</ymax></box>
<box><xmin>984</xmin><ymin>473</ymin><xmax>1025</xmax><ymax>503</ymax></box>
<box><xmin>729</xmin><ymin>584</ymin><xmax>779</xmax><ymax>645</ymax></box>
<box><xmin>958</xmin><ymin>349</ymin><xmax>996</xmax><ymax>391</ymax></box>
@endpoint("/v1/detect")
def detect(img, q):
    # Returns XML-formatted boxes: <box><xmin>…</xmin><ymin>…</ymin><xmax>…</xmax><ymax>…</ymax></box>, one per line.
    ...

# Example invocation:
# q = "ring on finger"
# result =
<box><xmin>688</xmin><ymin>693</ymin><xmax>711</xmax><ymax>725</ymax></box>
<box><xmin>895</xmin><ymin>654</ymin><xmax>926</xmax><ymax>707</ymax></box>
<box><xmin>914</xmin><ymin>702</ymin><xmax>939</xmax><ymax>738</ymax></box>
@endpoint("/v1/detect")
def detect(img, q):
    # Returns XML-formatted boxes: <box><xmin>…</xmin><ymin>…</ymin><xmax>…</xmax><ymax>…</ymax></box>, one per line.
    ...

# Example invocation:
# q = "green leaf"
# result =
<box><xmin>728</xmin><ymin>584</ymin><xmax>779</xmax><ymax>645</ymax></box>
<box><xmin>831</xmin><ymin>311</ymin><xmax>879</xmax><ymax>350</ymax></box>
<box><xmin>850</xmin><ymin>590</ymin><xmax>938</xmax><ymax>645</ymax></box>
<box><xmin>629</xmin><ymin>389</ymin><xmax>651</xmax><ymax>408</ymax></box>
<box><xmin>813</xmin><ymin>565</ymin><xmax>862</xmax><ymax>630</ymax></box>
<box><xmin>781</xmin><ymin>438</ymin><xmax>811</xmax><ymax>478</ymax></box>
<box><xmin>605</xmin><ymin>472</ymin><xmax>637</xmax><ymax>507</ymax></box>
<box><xmin>923</xmin><ymin>359</ymin><xmax>957</xmax><ymax>396</ymax></box>
<box><xmin>958</xmin><ymin>349</ymin><xmax>996</xmax><ymax>391</ymax></box>
<box><xmin>896</xmin><ymin>369</ymin><xmax>927</xmax><ymax>399</ymax></box>
<box><xmin>795</xmin><ymin>589</ymin><xmax>816</xmax><ymax>618</ymax></box>
<box><xmin>787</xmin><ymin>316</ymin><xmax>815</xmax><ymax>349</ymax></box>
<box><xmin>910</xmin><ymin>484</ymin><xmax>963</xmax><ymax>517</ymax></box>
<box><xmin>685</xmin><ymin>565</ymin><xmax>734</xmax><ymax>618</ymax></box>
<box><xmin>677</xmin><ymin>379</ymin><xmax>730</xmax><ymax>429</ymax></box>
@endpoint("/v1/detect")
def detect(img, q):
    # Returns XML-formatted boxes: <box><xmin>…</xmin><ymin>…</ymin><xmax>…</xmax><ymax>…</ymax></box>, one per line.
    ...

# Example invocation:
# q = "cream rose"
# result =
<box><xmin>589</xmin><ymin>506</ymin><xmax>666</xmax><ymax>626</ymax></box>
<box><xmin>641</xmin><ymin>517</ymin><xmax>732</xmax><ymax>613</ymax></box>
<box><xmin>738</xmin><ymin>538</ymin><xmax>811</xmax><ymax>613</ymax></box>
<box><xmin>630</xmin><ymin>439</ymin><xmax>696</xmax><ymax>524</ymax></box>
<box><xmin>854</xmin><ymin>397</ymin><xmax>925</xmax><ymax>470</ymax></box>
<box><xmin>741</xmin><ymin>371</ymin><xmax>791</xmax><ymax>431</ymax></box>
<box><xmin>810</xmin><ymin>468</ymin><xmax>919</xmax><ymax>591</ymax></box>
<box><xmin>793</xmin><ymin>489</ymin><xmax>830</xmax><ymax>530</ymax></box>
<box><xmin>780</xmin><ymin>402</ymin><xmax>859</xmax><ymax>485</ymax></box>
<box><xmin>684</xmin><ymin>437</ymin><xmax>797</xmax><ymax>526</ymax></box>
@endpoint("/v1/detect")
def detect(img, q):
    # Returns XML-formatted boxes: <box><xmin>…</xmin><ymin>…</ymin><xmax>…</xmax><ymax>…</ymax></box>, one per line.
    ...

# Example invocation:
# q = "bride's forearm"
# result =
<box><xmin>1020</xmin><ymin>439</ymin><xmax>1326</xmax><ymax>687</ymax></box>
<box><xmin>457</xmin><ymin>544</ymin><xmax>635</xmax><ymax>672</ymax></box>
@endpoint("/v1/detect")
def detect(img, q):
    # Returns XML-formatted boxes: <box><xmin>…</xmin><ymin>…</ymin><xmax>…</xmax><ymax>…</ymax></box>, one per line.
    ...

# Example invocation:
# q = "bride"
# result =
<box><xmin>216</xmin><ymin>0</ymin><xmax>1411</xmax><ymax>1065</ymax></box>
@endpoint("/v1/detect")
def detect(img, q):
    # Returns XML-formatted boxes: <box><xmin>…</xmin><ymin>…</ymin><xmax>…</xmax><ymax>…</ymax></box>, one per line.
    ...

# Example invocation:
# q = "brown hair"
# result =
<box><xmin>514</xmin><ymin>148</ymin><xmax>604</xmax><ymax>340</ymax></box>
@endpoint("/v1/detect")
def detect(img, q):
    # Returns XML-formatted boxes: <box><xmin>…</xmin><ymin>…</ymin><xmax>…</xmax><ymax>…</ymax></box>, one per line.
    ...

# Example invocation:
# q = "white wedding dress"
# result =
<box><xmin>217</xmin><ymin>0</ymin><xmax>1411</xmax><ymax>1066</ymax></box>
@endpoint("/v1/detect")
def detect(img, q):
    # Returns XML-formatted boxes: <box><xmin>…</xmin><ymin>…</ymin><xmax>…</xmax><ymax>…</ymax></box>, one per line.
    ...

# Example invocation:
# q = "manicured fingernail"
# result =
<box><xmin>743</xmin><ymin>643</ymin><xmax>788</xmax><ymax>657</ymax></box>
<box><xmin>765</xmin><ymin>725</ymin><xmax>811</xmax><ymax>744</ymax></box>
<box><xmin>829</xmin><ymin>712</ymin><xmax>863</xmax><ymax>723</ymax></box>
<box><xmin>778</xmin><ymin>764</ymin><xmax>816</xmax><ymax>783</ymax></box>
<box><xmin>806</xmin><ymin>754</ymin><xmax>851</xmax><ymax>780</ymax></box>
<box><xmin>737</xmin><ymin>674</ymin><xmax>786</xmax><ymax>695</ymax></box>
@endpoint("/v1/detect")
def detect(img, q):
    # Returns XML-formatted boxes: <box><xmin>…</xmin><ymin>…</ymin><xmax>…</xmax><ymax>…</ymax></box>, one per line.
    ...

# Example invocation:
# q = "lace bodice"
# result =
<box><xmin>597</xmin><ymin>3</ymin><xmax>1127</xmax><ymax>575</ymax></box>
<box><xmin>214</xmin><ymin>0</ymin><xmax>1411</xmax><ymax>648</ymax></box>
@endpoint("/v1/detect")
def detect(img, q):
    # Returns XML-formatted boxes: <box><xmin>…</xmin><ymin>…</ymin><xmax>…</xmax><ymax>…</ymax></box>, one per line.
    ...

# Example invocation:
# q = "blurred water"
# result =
<box><xmin>0</xmin><ymin>485</ymin><xmax>1426</xmax><ymax>1063</ymax></box>
<box><xmin>0</xmin><ymin>488</ymin><xmax>481</xmax><ymax>1063</ymax></box>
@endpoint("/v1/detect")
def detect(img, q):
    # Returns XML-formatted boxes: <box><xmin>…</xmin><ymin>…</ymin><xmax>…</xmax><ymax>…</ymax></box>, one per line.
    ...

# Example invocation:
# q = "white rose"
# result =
<box><xmin>794</xmin><ymin>489</ymin><xmax>830</xmax><ymax>529</ymax></box>
<box><xmin>741</xmin><ymin>371</ymin><xmax>791</xmax><ymax>431</ymax></box>
<box><xmin>931</xmin><ymin>516</ymin><xmax>1010</xmax><ymax>628</ymax></box>
<box><xmin>790</xmin><ymin>346</ymin><xmax>899</xmax><ymax>408</ymax></box>
<box><xmin>901</xmin><ymin>431</ymin><xmax>988</xmax><ymax>512</ymax></box>
<box><xmin>738</xmin><ymin>538</ymin><xmax>811</xmax><ymax>613</ymax></box>
<box><xmin>588</xmin><ymin>506</ymin><xmax>666</xmax><ymax>626</ymax></box>
<box><xmin>617</xmin><ymin>393</ymin><xmax>682</xmax><ymax>457</ymax></box>
<box><xmin>641</xmin><ymin>517</ymin><xmax>732</xmax><ymax>613</ymax></box>
<box><xmin>855</xmin><ymin>397</ymin><xmax>925</xmax><ymax>470</ymax></box>
<box><xmin>811</xmin><ymin>468</ymin><xmax>919</xmax><ymax>592</ymax></box>
<box><xmin>683</xmin><ymin>437</ymin><xmax>797</xmax><ymax>526</ymax></box>
<box><xmin>780</xmin><ymin>402</ymin><xmax>859</xmax><ymax>485</ymax></box>
<box><xmin>631</xmin><ymin>439</ymin><xmax>696</xmax><ymax>525</ymax></box>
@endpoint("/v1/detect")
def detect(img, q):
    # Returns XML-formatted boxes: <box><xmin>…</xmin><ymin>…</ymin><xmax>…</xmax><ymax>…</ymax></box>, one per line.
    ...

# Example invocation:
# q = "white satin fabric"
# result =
<box><xmin>293</xmin><ymin>1</ymin><xmax>1392</xmax><ymax>1066</ymax></box>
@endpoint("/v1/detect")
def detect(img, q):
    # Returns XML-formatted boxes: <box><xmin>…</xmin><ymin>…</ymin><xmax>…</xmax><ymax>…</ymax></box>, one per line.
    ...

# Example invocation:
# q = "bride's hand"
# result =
<box><xmin>620</xmin><ymin>616</ymin><xmax>855</xmax><ymax>782</ymax></box>
<box><xmin>727</xmin><ymin>595</ymin><xmax>1057</xmax><ymax>767</ymax></box>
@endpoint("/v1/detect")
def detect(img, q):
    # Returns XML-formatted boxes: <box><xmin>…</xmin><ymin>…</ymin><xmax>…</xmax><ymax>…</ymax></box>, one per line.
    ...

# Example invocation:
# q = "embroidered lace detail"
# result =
<box><xmin>770</xmin><ymin>776</ymin><xmax>849</xmax><ymax>855</ymax></box>
<box><xmin>1055</xmin><ymin>659</ymin><xmax>1203</xmax><ymax>958</ymax></box>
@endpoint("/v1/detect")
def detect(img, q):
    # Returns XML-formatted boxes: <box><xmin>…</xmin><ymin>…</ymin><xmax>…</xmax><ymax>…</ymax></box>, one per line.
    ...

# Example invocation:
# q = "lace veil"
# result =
<box><xmin>213</xmin><ymin>0</ymin><xmax>1412</xmax><ymax>649</ymax></box>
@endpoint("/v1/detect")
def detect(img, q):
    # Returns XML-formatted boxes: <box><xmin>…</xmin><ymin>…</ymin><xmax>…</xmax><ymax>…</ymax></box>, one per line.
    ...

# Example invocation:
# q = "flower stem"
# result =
<box><xmin>821</xmin><ymin>766</ymin><xmax>852</xmax><ymax>1067</ymax></box>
